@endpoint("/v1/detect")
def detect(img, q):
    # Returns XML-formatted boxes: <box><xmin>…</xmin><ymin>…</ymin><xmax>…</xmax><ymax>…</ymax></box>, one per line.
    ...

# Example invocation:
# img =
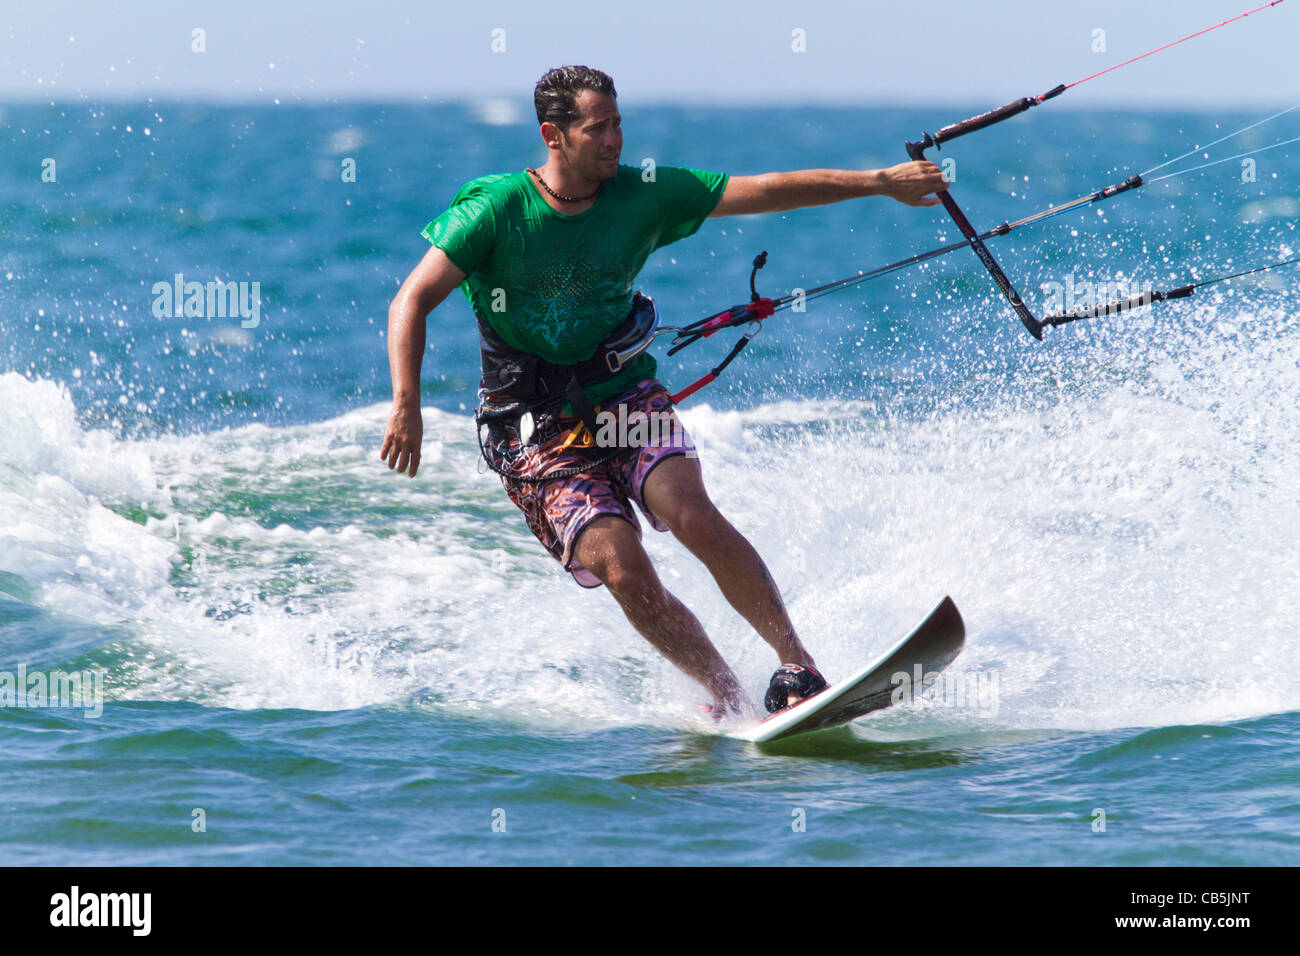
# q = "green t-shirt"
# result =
<box><xmin>422</xmin><ymin>165</ymin><xmax>729</xmax><ymax>410</ymax></box>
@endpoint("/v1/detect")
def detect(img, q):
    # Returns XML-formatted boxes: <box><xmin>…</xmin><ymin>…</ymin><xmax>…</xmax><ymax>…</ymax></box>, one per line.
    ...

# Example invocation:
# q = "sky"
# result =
<box><xmin>2</xmin><ymin>0</ymin><xmax>1298</xmax><ymax>108</ymax></box>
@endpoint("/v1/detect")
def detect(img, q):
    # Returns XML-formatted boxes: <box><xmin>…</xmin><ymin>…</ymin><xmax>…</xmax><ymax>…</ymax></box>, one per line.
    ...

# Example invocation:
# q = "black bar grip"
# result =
<box><xmin>932</xmin><ymin>96</ymin><xmax>1039</xmax><ymax>146</ymax></box>
<box><xmin>913</xmin><ymin>83</ymin><xmax>1066</xmax><ymax>150</ymax></box>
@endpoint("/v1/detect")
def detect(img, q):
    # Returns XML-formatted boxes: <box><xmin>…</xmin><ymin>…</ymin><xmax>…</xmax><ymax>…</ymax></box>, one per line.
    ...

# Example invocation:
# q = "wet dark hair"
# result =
<box><xmin>534</xmin><ymin>66</ymin><xmax>617</xmax><ymax>132</ymax></box>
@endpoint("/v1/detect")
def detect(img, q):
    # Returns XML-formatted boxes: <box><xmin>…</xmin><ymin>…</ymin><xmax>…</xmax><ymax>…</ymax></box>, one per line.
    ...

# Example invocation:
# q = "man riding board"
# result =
<box><xmin>381</xmin><ymin>66</ymin><xmax>947</xmax><ymax>719</ymax></box>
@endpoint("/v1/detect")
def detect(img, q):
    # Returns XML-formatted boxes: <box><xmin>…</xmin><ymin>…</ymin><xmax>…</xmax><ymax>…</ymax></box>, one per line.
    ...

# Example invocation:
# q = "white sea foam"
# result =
<box><xmin>1</xmin><ymin>294</ymin><xmax>1296</xmax><ymax>733</ymax></box>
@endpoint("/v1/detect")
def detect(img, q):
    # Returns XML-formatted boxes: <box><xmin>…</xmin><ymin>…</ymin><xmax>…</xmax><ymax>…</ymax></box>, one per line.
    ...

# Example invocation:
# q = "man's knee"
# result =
<box><xmin>602</xmin><ymin>561</ymin><xmax>666</xmax><ymax>610</ymax></box>
<box><xmin>574</xmin><ymin>517</ymin><xmax>664</xmax><ymax>606</ymax></box>
<box><xmin>664</xmin><ymin>498</ymin><xmax>728</xmax><ymax>550</ymax></box>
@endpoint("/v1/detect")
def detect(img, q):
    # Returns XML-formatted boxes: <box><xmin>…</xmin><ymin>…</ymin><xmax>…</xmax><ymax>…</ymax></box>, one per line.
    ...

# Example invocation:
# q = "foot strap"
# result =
<box><xmin>764</xmin><ymin>663</ymin><xmax>828</xmax><ymax>714</ymax></box>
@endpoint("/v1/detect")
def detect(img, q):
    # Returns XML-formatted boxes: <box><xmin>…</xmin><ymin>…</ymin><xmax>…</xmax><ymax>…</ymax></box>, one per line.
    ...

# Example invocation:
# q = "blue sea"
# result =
<box><xmin>1</xmin><ymin>100</ymin><xmax>1298</xmax><ymax>865</ymax></box>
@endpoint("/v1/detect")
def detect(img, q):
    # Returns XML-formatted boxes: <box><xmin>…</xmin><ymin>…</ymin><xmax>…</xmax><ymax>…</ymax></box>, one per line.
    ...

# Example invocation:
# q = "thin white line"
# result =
<box><xmin>1140</xmin><ymin>103</ymin><xmax>1300</xmax><ymax>177</ymax></box>
<box><xmin>1146</xmin><ymin>134</ymin><xmax>1300</xmax><ymax>183</ymax></box>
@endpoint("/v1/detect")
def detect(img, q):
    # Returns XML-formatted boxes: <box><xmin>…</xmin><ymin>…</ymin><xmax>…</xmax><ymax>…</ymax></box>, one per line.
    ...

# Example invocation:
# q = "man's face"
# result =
<box><xmin>552</xmin><ymin>89</ymin><xmax>622</xmax><ymax>180</ymax></box>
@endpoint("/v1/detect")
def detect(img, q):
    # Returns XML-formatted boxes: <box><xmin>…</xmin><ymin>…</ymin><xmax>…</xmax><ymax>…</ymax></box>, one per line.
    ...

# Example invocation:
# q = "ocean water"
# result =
<box><xmin>1</xmin><ymin>102</ymin><xmax>1298</xmax><ymax>865</ymax></box>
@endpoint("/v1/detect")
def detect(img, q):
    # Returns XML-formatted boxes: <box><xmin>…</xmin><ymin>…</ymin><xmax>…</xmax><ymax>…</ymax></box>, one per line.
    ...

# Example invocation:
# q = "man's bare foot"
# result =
<box><xmin>706</xmin><ymin>688</ymin><xmax>754</xmax><ymax>722</ymax></box>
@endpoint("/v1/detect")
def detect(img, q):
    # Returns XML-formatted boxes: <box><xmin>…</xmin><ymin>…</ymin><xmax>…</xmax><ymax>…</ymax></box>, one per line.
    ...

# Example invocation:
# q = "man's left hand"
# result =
<box><xmin>880</xmin><ymin>160</ymin><xmax>948</xmax><ymax>207</ymax></box>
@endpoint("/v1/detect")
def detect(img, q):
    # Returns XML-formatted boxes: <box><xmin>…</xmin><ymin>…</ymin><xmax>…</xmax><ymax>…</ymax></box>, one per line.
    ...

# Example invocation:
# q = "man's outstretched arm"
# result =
<box><xmin>381</xmin><ymin>245</ymin><xmax>466</xmax><ymax>478</ymax></box>
<box><xmin>708</xmin><ymin>160</ymin><xmax>947</xmax><ymax>217</ymax></box>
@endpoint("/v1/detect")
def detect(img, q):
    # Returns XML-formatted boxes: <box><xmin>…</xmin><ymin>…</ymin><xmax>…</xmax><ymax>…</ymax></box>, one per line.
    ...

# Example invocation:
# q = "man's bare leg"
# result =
<box><xmin>572</xmin><ymin>515</ymin><xmax>751</xmax><ymax>717</ymax></box>
<box><xmin>642</xmin><ymin>454</ymin><xmax>818</xmax><ymax>670</ymax></box>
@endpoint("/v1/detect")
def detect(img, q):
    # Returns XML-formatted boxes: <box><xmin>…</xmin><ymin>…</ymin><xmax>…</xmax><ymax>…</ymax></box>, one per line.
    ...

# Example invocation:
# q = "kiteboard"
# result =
<box><xmin>728</xmin><ymin>596</ymin><xmax>965</xmax><ymax>744</ymax></box>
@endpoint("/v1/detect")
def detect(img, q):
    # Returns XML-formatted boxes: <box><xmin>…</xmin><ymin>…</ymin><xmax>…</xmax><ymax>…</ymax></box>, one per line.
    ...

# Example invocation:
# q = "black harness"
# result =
<box><xmin>474</xmin><ymin>293</ymin><xmax>660</xmax><ymax>482</ymax></box>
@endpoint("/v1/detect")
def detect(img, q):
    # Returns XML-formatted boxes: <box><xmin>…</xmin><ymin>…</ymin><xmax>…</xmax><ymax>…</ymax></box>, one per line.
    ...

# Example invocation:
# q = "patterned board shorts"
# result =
<box><xmin>491</xmin><ymin>378</ymin><xmax>697</xmax><ymax>588</ymax></box>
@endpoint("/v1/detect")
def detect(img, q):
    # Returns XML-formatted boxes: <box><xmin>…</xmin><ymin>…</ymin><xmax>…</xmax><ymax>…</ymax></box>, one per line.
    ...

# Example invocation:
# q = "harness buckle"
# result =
<box><xmin>601</xmin><ymin>292</ymin><xmax>661</xmax><ymax>376</ymax></box>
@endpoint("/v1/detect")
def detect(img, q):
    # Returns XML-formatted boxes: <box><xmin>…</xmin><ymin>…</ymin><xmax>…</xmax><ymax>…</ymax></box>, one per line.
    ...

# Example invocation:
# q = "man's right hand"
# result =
<box><xmin>382</xmin><ymin>246</ymin><xmax>466</xmax><ymax>479</ymax></box>
<box><xmin>380</xmin><ymin>401</ymin><xmax>423</xmax><ymax>477</ymax></box>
